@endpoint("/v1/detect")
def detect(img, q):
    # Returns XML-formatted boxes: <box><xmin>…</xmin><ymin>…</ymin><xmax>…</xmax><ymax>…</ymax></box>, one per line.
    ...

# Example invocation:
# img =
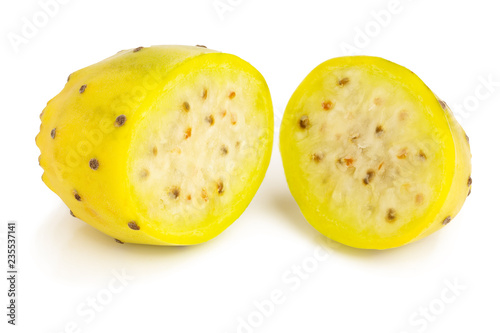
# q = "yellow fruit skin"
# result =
<box><xmin>36</xmin><ymin>45</ymin><xmax>273</xmax><ymax>245</ymax></box>
<box><xmin>280</xmin><ymin>56</ymin><xmax>471</xmax><ymax>249</ymax></box>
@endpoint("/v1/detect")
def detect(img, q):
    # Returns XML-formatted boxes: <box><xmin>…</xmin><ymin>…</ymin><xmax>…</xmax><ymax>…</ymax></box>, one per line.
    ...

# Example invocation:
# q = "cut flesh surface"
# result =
<box><xmin>280</xmin><ymin>56</ymin><xmax>471</xmax><ymax>249</ymax></box>
<box><xmin>129</xmin><ymin>59</ymin><xmax>271</xmax><ymax>240</ymax></box>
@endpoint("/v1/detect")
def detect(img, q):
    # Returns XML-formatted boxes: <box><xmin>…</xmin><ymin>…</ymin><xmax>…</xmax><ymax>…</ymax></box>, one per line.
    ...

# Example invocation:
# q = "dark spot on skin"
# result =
<box><xmin>115</xmin><ymin>239</ymin><xmax>124</xmax><ymax>244</ymax></box>
<box><xmin>438</xmin><ymin>100</ymin><xmax>447</xmax><ymax>109</ymax></box>
<box><xmin>133</xmin><ymin>47</ymin><xmax>144</xmax><ymax>52</ymax></box>
<box><xmin>38</xmin><ymin>155</ymin><xmax>41</xmax><ymax>165</ymax></box>
<box><xmin>221</xmin><ymin>145</ymin><xmax>228</xmax><ymax>155</ymax></box>
<box><xmin>39</xmin><ymin>111</ymin><xmax>44</xmax><ymax>119</ymax></box>
<box><xmin>89</xmin><ymin>158</ymin><xmax>99</xmax><ymax>170</ymax></box>
<box><xmin>338</xmin><ymin>77</ymin><xmax>350</xmax><ymax>86</ymax></box>
<box><xmin>230</xmin><ymin>113</ymin><xmax>237</xmax><ymax>125</ymax></box>
<box><xmin>467</xmin><ymin>176</ymin><xmax>472</xmax><ymax>187</ymax></box>
<box><xmin>67</xmin><ymin>74</ymin><xmax>71</xmax><ymax>82</ymax></box>
<box><xmin>363</xmin><ymin>170</ymin><xmax>375</xmax><ymax>185</ymax></box>
<box><xmin>202</xmin><ymin>89</ymin><xmax>208</xmax><ymax>100</ymax></box>
<box><xmin>51</xmin><ymin>128</ymin><xmax>56</xmax><ymax>139</ymax></box>
<box><xmin>311</xmin><ymin>153</ymin><xmax>324</xmax><ymax>163</ymax></box>
<box><xmin>169</xmin><ymin>187</ymin><xmax>180</xmax><ymax>199</ymax></box>
<box><xmin>128</xmin><ymin>221</ymin><xmax>140</xmax><ymax>230</ymax></box>
<box><xmin>465</xmin><ymin>133</ymin><xmax>470</xmax><ymax>143</ymax></box>
<box><xmin>375</xmin><ymin>125</ymin><xmax>384</xmax><ymax>135</ymax></box>
<box><xmin>153</xmin><ymin>146</ymin><xmax>158</xmax><ymax>156</ymax></box>
<box><xmin>196</xmin><ymin>45</ymin><xmax>207</xmax><ymax>48</ymax></box>
<box><xmin>70</xmin><ymin>210</ymin><xmax>76</xmax><ymax>217</ymax></box>
<box><xmin>205</xmin><ymin>115</ymin><xmax>214</xmax><ymax>125</ymax></box>
<box><xmin>229</xmin><ymin>91</ymin><xmax>236</xmax><ymax>99</ymax></box>
<box><xmin>217</xmin><ymin>181</ymin><xmax>224</xmax><ymax>195</ymax></box>
<box><xmin>442</xmin><ymin>216</ymin><xmax>452</xmax><ymax>225</ymax></box>
<box><xmin>115</xmin><ymin>115</ymin><xmax>127</xmax><ymax>127</ymax></box>
<box><xmin>182</xmin><ymin>102</ymin><xmax>190</xmax><ymax>112</ymax></box>
<box><xmin>299</xmin><ymin>115</ymin><xmax>310</xmax><ymax>129</ymax></box>
<box><xmin>74</xmin><ymin>191</ymin><xmax>82</xmax><ymax>201</ymax></box>
<box><xmin>186</xmin><ymin>195</ymin><xmax>192</xmax><ymax>200</ymax></box>
<box><xmin>322</xmin><ymin>101</ymin><xmax>334</xmax><ymax>110</ymax></box>
<box><xmin>468</xmin><ymin>188</ymin><xmax>471</xmax><ymax>196</ymax></box>
<box><xmin>386</xmin><ymin>209</ymin><xmax>397</xmax><ymax>222</ymax></box>
<box><xmin>235</xmin><ymin>141</ymin><xmax>241</xmax><ymax>148</ymax></box>
<box><xmin>374</xmin><ymin>97</ymin><xmax>383</xmax><ymax>105</ymax></box>
<box><xmin>184</xmin><ymin>127</ymin><xmax>192</xmax><ymax>139</ymax></box>
<box><xmin>79</xmin><ymin>85</ymin><xmax>87</xmax><ymax>94</ymax></box>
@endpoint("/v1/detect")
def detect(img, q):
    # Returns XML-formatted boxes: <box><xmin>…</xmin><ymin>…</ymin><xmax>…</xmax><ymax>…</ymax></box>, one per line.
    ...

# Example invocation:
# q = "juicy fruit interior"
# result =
<box><xmin>129</xmin><ymin>66</ymin><xmax>269</xmax><ymax>238</ymax></box>
<box><xmin>36</xmin><ymin>46</ymin><xmax>273</xmax><ymax>245</ymax></box>
<box><xmin>281</xmin><ymin>57</ymin><xmax>470</xmax><ymax>249</ymax></box>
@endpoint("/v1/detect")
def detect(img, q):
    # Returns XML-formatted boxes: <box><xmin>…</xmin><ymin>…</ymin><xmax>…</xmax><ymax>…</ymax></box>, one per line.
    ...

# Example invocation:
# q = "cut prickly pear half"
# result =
<box><xmin>36</xmin><ymin>45</ymin><xmax>273</xmax><ymax>245</ymax></box>
<box><xmin>280</xmin><ymin>56</ymin><xmax>471</xmax><ymax>249</ymax></box>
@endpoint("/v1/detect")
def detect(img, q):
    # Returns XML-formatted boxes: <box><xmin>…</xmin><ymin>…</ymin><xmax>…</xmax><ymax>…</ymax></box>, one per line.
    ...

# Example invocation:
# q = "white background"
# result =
<box><xmin>1</xmin><ymin>0</ymin><xmax>499</xmax><ymax>332</ymax></box>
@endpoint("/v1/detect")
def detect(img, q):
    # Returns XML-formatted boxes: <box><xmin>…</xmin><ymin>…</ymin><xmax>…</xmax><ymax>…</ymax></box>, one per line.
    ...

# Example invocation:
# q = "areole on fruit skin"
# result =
<box><xmin>36</xmin><ymin>45</ymin><xmax>273</xmax><ymax>246</ymax></box>
<box><xmin>280</xmin><ymin>56</ymin><xmax>472</xmax><ymax>250</ymax></box>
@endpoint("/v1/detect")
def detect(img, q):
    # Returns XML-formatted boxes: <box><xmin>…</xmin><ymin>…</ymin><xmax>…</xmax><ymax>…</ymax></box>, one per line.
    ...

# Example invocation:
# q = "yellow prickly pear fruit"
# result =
<box><xmin>280</xmin><ymin>56</ymin><xmax>471</xmax><ymax>249</ymax></box>
<box><xmin>36</xmin><ymin>45</ymin><xmax>273</xmax><ymax>245</ymax></box>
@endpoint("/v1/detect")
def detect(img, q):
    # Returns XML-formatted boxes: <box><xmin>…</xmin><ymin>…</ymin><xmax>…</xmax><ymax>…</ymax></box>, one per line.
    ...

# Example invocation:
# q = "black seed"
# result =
<box><xmin>205</xmin><ymin>115</ymin><xmax>214</xmax><ymax>125</ymax></box>
<box><xmin>438</xmin><ymin>100</ymin><xmax>447</xmax><ymax>109</ymax></box>
<box><xmin>442</xmin><ymin>216</ymin><xmax>452</xmax><ymax>225</ymax></box>
<box><xmin>133</xmin><ymin>46</ymin><xmax>144</xmax><ymax>52</ymax></box>
<box><xmin>128</xmin><ymin>221</ymin><xmax>140</xmax><ymax>230</ymax></box>
<box><xmin>115</xmin><ymin>239</ymin><xmax>124</xmax><ymax>244</ymax></box>
<box><xmin>338</xmin><ymin>77</ymin><xmax>350</xmax><ymax>86</ymax></box>
<box><xmin>375</xmin><ymin>125</ymin><xmax>384</xmax><ymax>135</ymax></box>
<box><xmin>79</xmin><ymin>85</ymin><xmax>87</xmax><ymax>94</ymax></box>
<box><xmin>114</xmin><ymin>115</ymin><xmax>127</xmax><ymax>127</ymax></box>
<box><xmin>196</xmin><ymin>45</ymin><xmax>207</xmax><ymax>48</ymax></box>
<box><xmin>74</xmin><ymin>192</ymin><xmax>82</xmax><ymax>201</ymax></box>
<box><xmin>169</xmin><ymin>187</ymin><xmax>180</xmax><ymax>199</ymax></box>
<box><xmin>322</xmin><ymin>101</ymin><xmax>333</xmax><ymax>110</ymax></box>
<box><xmin>311</xmin><ymin>153</ymin><xmax>323</xmax><ymax>162</ymax></box>
<box><xmin>89</xmin><ymin>159</ymin><xmax>99</xmax><ymax>170</ymax></box>
<box><xmin>217</xmin><ymin>181</ymin><xmax>224</xmax><ymax>194</ymax></box>
<box><xmin>386</xmin><ymin>209</ymin><xmax>397</xmax><ymax>222</ymax></box>
<box><xmin>299</xmin><ymin>115</ymin><xmax>310</xmax><ymax>129</ymax></box>
<box><xmin>363</xmin><ymin>170</ymin><xmax>375</xmax><ymax>185</ymax></box>
<box><xmin>183</xmin><ymin>102</ymin><xmax>190</xmax><ymax>112</ymax></box>
<box><xmin>70</xmin><ymin>210</ymin><xmax>76</xmax><ymax>217</ymax></box>
<box><xmin>467</xmin><ymin>176</ymin><xmax>472</xmax><ymax>187</ymax></box>
<box><xmin>418</xmin><ymin>150</ymin><xmax>427</xmax><ymax>160</ymax></box>
<box><xmin>51</xmin><ymin>128</ymin><xmax>56</xmax><ymax>139</ymax></box>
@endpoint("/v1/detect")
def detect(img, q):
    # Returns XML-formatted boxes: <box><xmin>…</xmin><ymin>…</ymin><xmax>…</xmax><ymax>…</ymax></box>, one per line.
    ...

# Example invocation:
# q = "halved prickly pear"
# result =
<box><xmin>36</xmin><ymin>45</ymin><xmax>273</xmax><ymax>245</ymax></box>
<box><xmin>280</xmin><ymin>56</ymin><xmax>471</xmax><ymax>249</ymax></box>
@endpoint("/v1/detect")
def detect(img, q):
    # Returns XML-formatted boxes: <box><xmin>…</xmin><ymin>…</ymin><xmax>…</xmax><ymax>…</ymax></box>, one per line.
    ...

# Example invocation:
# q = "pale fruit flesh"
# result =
<box><xmin>280</xmin><ymin>56</ymin><xmax>471</xmax><ymax>249</ymax></box>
